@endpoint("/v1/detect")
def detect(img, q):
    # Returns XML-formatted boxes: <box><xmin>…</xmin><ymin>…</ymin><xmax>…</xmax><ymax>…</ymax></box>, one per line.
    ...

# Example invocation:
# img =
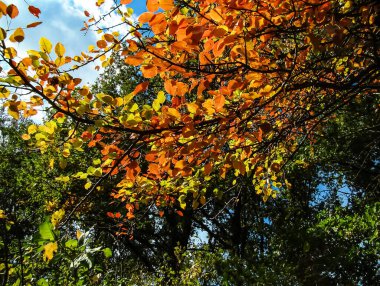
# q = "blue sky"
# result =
<box><xmin>0</xmin><ymin>0</ymin><xmax>147</xmax><ymax>122</ymax></box>
<box><xmin>2</xmin><ymin>0</ymin><xmax>147</xmax><ymax>83</ymax></box>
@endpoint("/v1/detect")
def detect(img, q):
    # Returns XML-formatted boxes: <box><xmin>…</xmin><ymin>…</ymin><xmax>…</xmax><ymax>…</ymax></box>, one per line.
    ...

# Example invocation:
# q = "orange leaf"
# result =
<box><xmin>159</xmin><ymin>0</ymin><xmax>174</xmax><ymax>10</ymax></box>
<box><xmin>97</xmin><ymin>40</ymin><xmax>107</xmax><ymax>49</ymax></box>
<box><xmin>120</xmin><ymin>0</ymin><xmax>132</xmax><ymax>4</ymax></box>
<box><xmin>28</xmin><ymin>5</ymin><xmax>41</xmax><ymax>18</ymax></box>
<box><xmin>138</xmin><ymin>12</ymin><xmax>154</xmax><ymax>23</ymax></box>
<box><xmin>6</xmin><ymin>4</ymin><xmax>19</xmax><ymax>18</ymax></box>
<box><xmin>0</xmin><ymin>2</ymin><xmax>6</xmax><ymax>15</ymax></box>
<box><xmin>149</xmin><ymin>13</ymin><xmax>166</xmax><ymax>34</ymax></box>
<box><xmin>148</xmin><ymin>163</ymin><xmax>160</xmax><ymax>175</ymax></box>
<box><xmin>174</xmin><ymin>160</ymin><xmax>185</xmax><ymax>169</ymax></box>
<box><xmin>124</xmin><ymin>55</ymin><xmax>144</xmax><ymax>66</ymax></box>
<box><xmin>104</xmin><ymin>33</ymin><xmax>114</xmax><ymax>42</ymax></box>
<box><xmin>167</xmin><ymin>107</ymin><xmax>181</xmax><ymax>119</ymax></box>
<box><xmin>133</xmin><ymin>81</ymin><xmax>149</xmax><ymax>95</ymax></box>
<box><xmin>147</xmin><ymin>0</ymin><xmax>159</xmax><ymax>12</ymax></box>
<box><xmin>141</xmin><ymin>64</ymin><xmax>158</xmax><ymax>78</ymax></box>
<box><xmin>27</xmin><ymin>22</ymin><xmax>42</xmax><ymax>28</ymax></box>
<box><xmin>145</xmin><ymin>152</ymin><xmax>157</xmax><ymax>162</ymax></box>
<box><xmin>176</xmin><ymin>210</ymin><xmax>184</xmax><ymax>217</ymax></box>
<box><xmin>214</xmin><ymin>94</ymin><xmax>225</xmax><ymax>111</ymax></box>
<box><xmin>204</xmin><ymin>162</ymin><xmax>213</xmax><ymax>175</ymax></box>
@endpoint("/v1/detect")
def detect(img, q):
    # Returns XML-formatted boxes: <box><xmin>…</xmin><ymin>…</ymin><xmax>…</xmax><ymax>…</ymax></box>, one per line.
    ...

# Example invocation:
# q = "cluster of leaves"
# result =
<box><xmin>1</xmin><ymin>0</ymin><xmax>378</xmax><ymax>219</ymax></box>
<box><xmin>0</xmin><ymin>0</ymin><xmax>379</xmax><ymax>284</ymax></box>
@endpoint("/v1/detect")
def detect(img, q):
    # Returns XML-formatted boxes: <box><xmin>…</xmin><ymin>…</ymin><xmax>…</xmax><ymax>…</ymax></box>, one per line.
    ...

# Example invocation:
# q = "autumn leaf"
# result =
<box><xmin>0</xmin><ymin>27</ymin><xmax>6</xmax><ymax>40</ymax></box>
<box><xmin>97</xmin><ymin>39</ymin><xmax>107</xmax><ymax>49</ymax></box>
<box><xmin>9</xmin><ymin>27</ymin><xmax>24</xmax><ymax>43</ymax></box>
<box><xmin>138</xmin><ymin>12</ymin><xmax>154</xmax><ymax>24</ymax></box>
<box><xmin>40</xmin><ymin>37</ymin><xmax>52</xmax><ymax>53</ymax></box>
<box><xmin>28</xmin><ymin>5</ymin><xmax>41</xmax><ymax>18</ymax></box>
<box><xmin>214</xmin><ymin>94</ymin><xmax>225</xmax><ymax>111</ymax></box>
<box><xmin>125</xmin><ymin>55</ymin><xmax>144</xmax><ymax>66</ymax></box>
<box><xmin>27</xmin><ymin>21</ymin><xmax>42</xmax><ymax>28</ymax></box>
<box><xmin>147</xmin><ymin>0</ymin><xmax>159</xmax><ymax>12</ymax></box>
<box><xmin>6</xmin><ymin>4</ymin><xmax>19</xmax><ymax>19</ymax></box>
<box><xmin>133</xmin><ymin>81</ymin><xmax>149</xmax><ymax>95</ymax></box>
<box><xmin>43</xmin><ymin>242</ymin><xmax>58</xmax><ymax>261</ymax></box>
<box><xmin>167</xmin><ymin>107</ymin><xmax>181</xmax><ymax>119</ymax></box>
<box><xmin>141</xmin><ymin>64</ymin><xmax>158</xmax><ymax>78</ymax></box>
<box><xmin>55</xmin><ymin>42</ymin><xmax>65</xmax><ymax>57</ymax></box>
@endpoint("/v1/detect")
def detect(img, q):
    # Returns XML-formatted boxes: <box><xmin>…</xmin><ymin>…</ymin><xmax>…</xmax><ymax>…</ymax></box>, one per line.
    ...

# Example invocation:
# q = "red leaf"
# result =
<box><xmin>115</xmin><ymin>212</ymin><xmax>122</xmax><ymax>219</ymax></box>
<box><xmin>107</xmin><ymin>212</ymin><xmax>114</xmax><ymax>218</ymax></box>
<box><xmin>81</xmin><ymin>131</ymin><xmax>92</xmax><ymax>141</ymax></box>
<box><xmin>84</xmin><ymin>10</ymin><xmax>90</xmax><ymax>17</ymax></box>
<box><xmin>176</xmin><ymin>210</ymin><xmax>184</xmax><ymax>217</ymax></box>
<box><xmin>27</xmin><ymin>22</ymin><xmax>43</xmax><ymax>28</ymax></box>
<box><xmin>28</xmin><ymin>5</ymin><xmax>41</xmax><ymax>18</ymax></box>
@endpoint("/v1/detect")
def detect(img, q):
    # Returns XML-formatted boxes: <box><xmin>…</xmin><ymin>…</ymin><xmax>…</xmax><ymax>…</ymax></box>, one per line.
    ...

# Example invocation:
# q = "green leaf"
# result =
<box><xmin>37</xmin><ymin>278</ymin><xmax>49</xmax><ymax>286</ymax></box>
<box><xmin>103</xmin><ymin>247</ymin><xmax>112</xmax><ymax>258</ymax></box>
<box><xmin>65</xmin><ymin>239</ymin><xmax>78</xmax><ymax>249</ymax></box>
<box><xmin>39</xmin><ymin>221</ymin><xmax>55</xmax><ymax>241</ymax></box>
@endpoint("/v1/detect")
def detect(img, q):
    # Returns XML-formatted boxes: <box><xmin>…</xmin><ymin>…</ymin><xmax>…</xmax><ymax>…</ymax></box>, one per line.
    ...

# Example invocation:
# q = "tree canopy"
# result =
<box><xmin>0</xmin><ymin>0</ymin><xmax>379</xmax><ymax>284</ymax></box>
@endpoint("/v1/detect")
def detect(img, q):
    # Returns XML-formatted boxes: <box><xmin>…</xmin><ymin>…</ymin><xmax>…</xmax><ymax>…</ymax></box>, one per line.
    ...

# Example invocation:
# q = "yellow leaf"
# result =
<box><xmin>174</xmin><ymin>160</ymin><xmax>185</xmax><ymax>169</ymax></box>
<box><xmin>8</xmin><ymin>105</ymin><xmax>19</xmax><ymax>120</ymax></box>
<box><xmin>152</xmin><ymin>99</ymin><xmax>161</xmax><ymax>112</ymax></box>
<box><xmin>187</xmin><ymin>103</ymin><xmax>198</xmax><ymax>114</ymax></box>
<box><xmin>9</xmin><ymin>27</ymin><xmax>24</xmax><ymax>43</ymax></box>
<box><xmin>0</xmin><ymin>210</ymin><xmax>7</xmax><ymax>219</ymax></box>
<box><xmin>0</xmin><ymin>28</ymin><xmax>6</xmax><ymax>41</ymax></box>
<box><xmin>4</xmin><ymin>47</ymin><xmax>17</xmax><ymax>59</ymax></box>
<box><xmin>21</xmin><ymin>134</ymin><xmax>30</xmax><ymax>140</ymax></box>
<box><xmin>40</xmin><ymin>37</ymin><xmax>52</xmax><ymax>53</ymax></box>
<box><xmin>62</xmin><ymin>149</ymin><xmax>70</xmax><ymax>158</ymax></box>
<box><xmin>49</xmin><ymin>158</ymin><xmax>55</xmax><ymax>169</ymax></box>
<box><xmin>55</xmin><ymin>56</ymin><xmax>65</xmax><ymax>67</ymax></box>
<box><xmin>84</xmin><ymin>181</ymin><xmax>92</xmax><ymax>190</ymax></box>
<box><xmin>28</xmin><ymin>124</ymin><xmax>38</xmax><ymax>134</ymax></box>
<box><xmin>157</xmin><ymin>91</ymin><xmax>166</xmax><ymax>104</ymax></box>
<box><xmin>43</xmin><ymin>242</ymin><xmax>58</xmax><ymax>261</ymax></box>
<box><xmin>167</xmin><ymin>107</ymin><xmax>181</xmax><ymax>119</ymax></box>
<box><xmin>51</xmin><ymin>209</ymin><xmax>65</xmax><ymax>228</ymax></box>
<box><xmin>0</xmin><ymin>87</ymin><xmax>10</xmax><ymax>98</ymax></box>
